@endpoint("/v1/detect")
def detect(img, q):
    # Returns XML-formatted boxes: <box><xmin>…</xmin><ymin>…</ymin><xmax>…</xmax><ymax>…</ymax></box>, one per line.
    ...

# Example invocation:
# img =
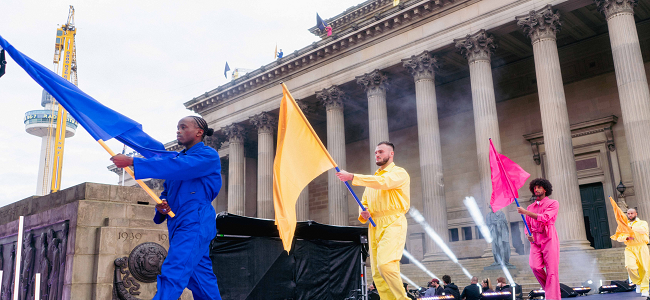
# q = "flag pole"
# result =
<box><xmin>281</xmin><ymin>83</ymin><xmax>375</xmax><ymax>227</ymax></box>
<box><xmin>98</xmin><ymin>139</ymin><xmax>175</xmax><ymax>218</ymax></box>
<box><xmin>335</xmin><ymin>167</ymin><xmax>376</xmax><ymax>227</ymax></box>
<box><xmin>490</xmin><ymin>138</ymin><xmax>531</xmax><ymax>236</ymax></box>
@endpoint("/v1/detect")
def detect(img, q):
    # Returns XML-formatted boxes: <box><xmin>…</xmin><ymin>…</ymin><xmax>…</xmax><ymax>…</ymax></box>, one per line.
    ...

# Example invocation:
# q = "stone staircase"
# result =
<box><xmin>394</xmin><ymin>248</ymin><xmax>628</xmax><ymax>293</ymax></box>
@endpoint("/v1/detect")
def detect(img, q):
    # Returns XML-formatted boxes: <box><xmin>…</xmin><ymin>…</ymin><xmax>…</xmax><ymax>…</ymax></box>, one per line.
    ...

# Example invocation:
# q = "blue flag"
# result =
<box><xmin>316</xmin><ymin>13</ymin><xmax>328</xmax><ymax>31</ymax></box>
<box><xmin>224</xmin><ymin>61</ymin><xmax>230</xmax><ymax>78</ymax></box>
<box><xmin>0</xmin><ymin>35</ymin><xmax>176</xmax><ymax>158</ymax></box>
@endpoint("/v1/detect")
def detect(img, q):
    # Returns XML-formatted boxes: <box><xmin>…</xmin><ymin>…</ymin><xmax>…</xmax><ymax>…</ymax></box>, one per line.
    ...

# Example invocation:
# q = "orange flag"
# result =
<box><xmin>274</xmin><ymin>83</ymin><xmax>337</xmax><ymax>252</ymax></box>
<box><xmin>609</xmin><ymin>196</ymin><xmax>634</xmax><ymax>240</ymax></box>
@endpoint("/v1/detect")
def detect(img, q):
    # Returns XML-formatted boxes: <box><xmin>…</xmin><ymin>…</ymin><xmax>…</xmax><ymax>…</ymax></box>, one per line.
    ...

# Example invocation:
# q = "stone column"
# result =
<box><xmin>595</xmin><ymin>0</ymin><xmax>650</xmax><ymax>223</ymax></box>
<box><xmin>316</xmin><ymin>86</ymin><xmax>349</xmax><ymax>226</ymax></box>
<box><xmin>402</xmin><ymin>51</ymin><xmax>448</xmax><ymax>260</ymax></box>
<box><xmin>455</xmin><ymin>30</ymin><xmax>501</xmax><ymax>210</ymax></box>
<box><xmin>296</xmin><ymin>188</ymin><xmax>310</xmax><ymax>221</ymax></box>
<box><xmin>295</xmin><ymin>100</ymin><xmax>313</xmax><ymax>222</ymax></box>
<box><xmin>456</xmin><ymin>30</ymin><xmax>519</xmax><ymax>257</ymax></box>
<box><xmin>204</xmin><ymin>134</ymin><xmax>224</xmax><ymax>211</ymax></box>
<box><xmin>250</xmin><ymin>112</ymin><xmax>277</xmax><ymax>219</ymax></box>
<box><xmin>517</xmin><ymin>5</ymin><xmax>591</xmax><ymax>250</ymax></box>
<box><xmin>356</xmin><ymin>70</ymin><xmax>390</xmax><ymax>172</ymax></box>
<box><xmin>223</xmin><ymin>124</ymin><xmax>246</xmax><ymax>216</ymax></box>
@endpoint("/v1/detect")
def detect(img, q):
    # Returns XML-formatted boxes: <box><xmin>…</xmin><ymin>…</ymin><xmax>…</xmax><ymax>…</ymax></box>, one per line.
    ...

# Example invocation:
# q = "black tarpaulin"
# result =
<box><xmin>210</xmin><ymin>213</ymin><xmax>367</xmax><ymax>300</ymax></box>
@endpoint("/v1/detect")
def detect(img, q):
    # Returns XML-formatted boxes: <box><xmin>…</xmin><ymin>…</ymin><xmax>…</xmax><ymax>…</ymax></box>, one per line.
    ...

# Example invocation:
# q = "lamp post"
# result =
<box><xmin>617</xmin><ymin>180</ymin><xmax>628</xmax><ymax>209</ymax></box>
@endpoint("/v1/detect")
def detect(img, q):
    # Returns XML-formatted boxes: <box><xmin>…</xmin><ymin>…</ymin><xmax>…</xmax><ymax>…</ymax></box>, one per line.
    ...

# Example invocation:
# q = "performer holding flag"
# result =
<box><xmin>0</xmin><ymin>35</ymin><xmax>221</xmax><ymax>300</ymax></box>
<box><xmin>610</xmin><ymin>197</ymin><xmax>650</xmax><ymax>298</ymax></box>
<box><xmin>337</xmin><ymin>142</ymin><xmax>410</xmax><ymax>300</ymax></box>
<box><xmin>518</xmin><ymin>179</ymin><xmax>560</xmax><ymax>300</ymax></box>
<box><xmin>489</xmin><ymin>139</ymin><xmax>559</xmax><ymax>299</ymax></box>
<box><xmin>112</xmin><ymin>116</ymin><xmax>222</xmax><ymax>300</ymax></box>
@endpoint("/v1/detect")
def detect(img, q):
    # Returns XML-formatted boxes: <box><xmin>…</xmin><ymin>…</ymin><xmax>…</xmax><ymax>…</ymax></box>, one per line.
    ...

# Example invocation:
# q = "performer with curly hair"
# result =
<box><xmin>111</xmin><ymin>116</ymin><xmax>222</xmax><ymax>300</ymax></box>
<box><xmin>516</xmin><ymin>178</ymin><xmax>560</xmax><ymax>300</ymax></box>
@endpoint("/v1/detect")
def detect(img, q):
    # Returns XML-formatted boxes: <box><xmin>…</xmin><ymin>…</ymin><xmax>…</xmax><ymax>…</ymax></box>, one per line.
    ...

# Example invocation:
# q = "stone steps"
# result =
<box><xmin>391</xmin><ymin>248</ymin><xmax>629</xmax><ymax>293</ymax></box>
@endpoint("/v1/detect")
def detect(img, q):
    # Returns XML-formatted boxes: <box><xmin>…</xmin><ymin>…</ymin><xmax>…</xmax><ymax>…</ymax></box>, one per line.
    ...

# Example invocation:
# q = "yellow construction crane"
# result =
<box><xmin>47</xmin><ymin>5</ymin><xmax>77</xmax><ymax>193</ymax></box>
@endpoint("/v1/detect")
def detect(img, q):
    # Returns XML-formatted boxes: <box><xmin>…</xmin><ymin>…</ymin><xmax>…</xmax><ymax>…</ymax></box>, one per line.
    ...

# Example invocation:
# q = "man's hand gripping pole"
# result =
<box><xmin>335</xmin><ymin>167</ymin><xmax>376</xmax><ymax>227</ymax></box>
<box><xmin>98</xmin><ymin>140</ymin><xmax>175</xmax><ymax>218</ymax></box>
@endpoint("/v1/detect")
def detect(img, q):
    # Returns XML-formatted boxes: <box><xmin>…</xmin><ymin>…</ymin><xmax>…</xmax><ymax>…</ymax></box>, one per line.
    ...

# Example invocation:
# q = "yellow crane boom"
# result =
<box><xmin>48</xmin><ymin>6</ymin><xmax>77</xmax><ymax>193</ymax></box>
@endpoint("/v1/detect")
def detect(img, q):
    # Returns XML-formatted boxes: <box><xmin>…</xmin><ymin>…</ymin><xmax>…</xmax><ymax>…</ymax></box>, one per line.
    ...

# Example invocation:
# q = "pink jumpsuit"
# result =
<box><xmin>526</xmin><ymin>197</ymin><xmax>560</xmax><ymax>300</ymax></box>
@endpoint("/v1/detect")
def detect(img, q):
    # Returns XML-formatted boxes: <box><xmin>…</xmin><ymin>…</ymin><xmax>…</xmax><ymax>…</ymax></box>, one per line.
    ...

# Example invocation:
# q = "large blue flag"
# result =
<box><xmin>0</xmin><ymin>35</ymin><xmax>176</xmax><ymax>158</ymax></box>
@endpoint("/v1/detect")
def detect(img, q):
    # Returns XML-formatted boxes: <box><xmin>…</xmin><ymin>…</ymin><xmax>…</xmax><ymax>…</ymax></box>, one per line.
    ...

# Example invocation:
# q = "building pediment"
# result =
<box><xmin>183</xmin><ymin>0</ymin><xmax>473</xmax><ymax>115</ymax></box>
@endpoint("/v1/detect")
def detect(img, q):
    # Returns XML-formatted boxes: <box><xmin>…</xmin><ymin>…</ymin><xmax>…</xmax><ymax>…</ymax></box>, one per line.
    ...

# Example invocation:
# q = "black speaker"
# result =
<box><xmin>560</xmin><ymin>283</ymin><xmax>578</xmax><ymax>298</ymax></box>
<box><xmin>611</xmin><ymin>280</ymin><xmax>635</xmax><ymax>292</ymax></box>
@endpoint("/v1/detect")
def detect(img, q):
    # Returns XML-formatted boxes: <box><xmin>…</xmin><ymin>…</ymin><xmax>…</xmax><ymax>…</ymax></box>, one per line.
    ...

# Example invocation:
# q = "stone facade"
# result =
<box><xmin>126</xmin><ymin>0</ymin><xmax>650</xmax><ymax>261</ymax></box>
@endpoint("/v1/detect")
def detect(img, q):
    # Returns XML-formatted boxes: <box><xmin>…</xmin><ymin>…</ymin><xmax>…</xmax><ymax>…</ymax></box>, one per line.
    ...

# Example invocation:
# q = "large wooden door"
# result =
<box><xmin>579</xmin><ymin>182</ymin><xmax>611</xmax><ymax>249</ymax></box>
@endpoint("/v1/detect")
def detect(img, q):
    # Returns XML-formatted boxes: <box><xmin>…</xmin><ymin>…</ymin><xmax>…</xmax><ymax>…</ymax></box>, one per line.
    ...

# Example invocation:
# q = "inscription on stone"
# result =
<box><xmin>118</xmin><ymin>232</ymin><xmax>143</xmax><ymax>241</ymax></box>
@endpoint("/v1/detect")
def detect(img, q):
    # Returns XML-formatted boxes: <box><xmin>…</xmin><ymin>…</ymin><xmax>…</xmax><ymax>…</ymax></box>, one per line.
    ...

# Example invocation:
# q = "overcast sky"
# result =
<box><xmin>0</xmin><ymin>0</ymin><xmax>358</xmax><ymax>206</ymax></box>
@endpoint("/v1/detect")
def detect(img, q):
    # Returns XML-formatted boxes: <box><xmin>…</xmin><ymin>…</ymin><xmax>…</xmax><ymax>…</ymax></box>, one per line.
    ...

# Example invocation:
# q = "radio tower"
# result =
<box><xmin>24</xmin><ymin>6</ymin><xmax>79</xmax><ymax>196</ymax></box>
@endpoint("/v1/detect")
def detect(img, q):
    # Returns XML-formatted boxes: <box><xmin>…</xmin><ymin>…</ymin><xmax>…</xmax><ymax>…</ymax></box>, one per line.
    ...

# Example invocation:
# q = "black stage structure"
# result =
<box><xmin>210</xmin><ymin>212</ymin><xmax>369</xmax><ymax>300</ymax></box>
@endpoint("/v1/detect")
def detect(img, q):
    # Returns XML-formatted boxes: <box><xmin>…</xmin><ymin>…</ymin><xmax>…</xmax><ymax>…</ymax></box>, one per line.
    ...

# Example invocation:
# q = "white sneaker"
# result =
<box><xmin>637</xmin><ymin>286</ymin><xmax>642</xmax><ymax>293</ymax></box>
<box><xmin>642</xmin><ymin>291</ymin><xmax>648</xmax><ymax>297</ymax></box>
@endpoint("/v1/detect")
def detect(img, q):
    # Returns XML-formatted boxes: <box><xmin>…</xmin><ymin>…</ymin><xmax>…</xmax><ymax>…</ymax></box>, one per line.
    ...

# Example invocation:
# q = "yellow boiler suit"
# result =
<box><xmin>616</xmin><ymin>218</ymin><xmax>650</xmax><ymax>294</ymax></box>
<box><xmin>352</xmin><ymin>162</ymin><xmax>410</xmax><ymax>300</ymax></box>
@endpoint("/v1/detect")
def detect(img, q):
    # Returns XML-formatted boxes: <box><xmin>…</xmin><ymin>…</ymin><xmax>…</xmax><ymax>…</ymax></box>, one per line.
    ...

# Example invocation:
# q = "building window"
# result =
<box><xmin>449</xmin><ymin>228</ymin><xmax>459</xmax><ymax>242</ymax></box>
<box><xmin>476</xmin><ymin>226</ymin><xmax>483</xmax><ymax>239</ymax></box>
<box><xmin>462</xmin><ymin>226</ymin><xmax>473</xmax><ymax>241</ymax></box>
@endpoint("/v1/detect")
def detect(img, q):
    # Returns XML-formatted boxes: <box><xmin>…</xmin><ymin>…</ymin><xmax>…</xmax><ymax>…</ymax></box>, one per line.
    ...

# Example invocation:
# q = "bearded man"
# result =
<box><xmin>336</xmin><ymin>141</ymin><xmax>410</xmax><ymax>300</ymax></box>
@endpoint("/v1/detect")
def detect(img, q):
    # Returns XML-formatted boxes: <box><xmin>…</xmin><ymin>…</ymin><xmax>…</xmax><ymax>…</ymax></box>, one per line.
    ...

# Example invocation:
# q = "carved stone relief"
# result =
<box><xmin>113</xmin><ymin>242</ymin><xmax>168</xmax><ymax>300</ymax></box>
<box><xmin>0</xmin><ymin>221</ymin><xmax>68</xmax><ymax>300</ymax></box>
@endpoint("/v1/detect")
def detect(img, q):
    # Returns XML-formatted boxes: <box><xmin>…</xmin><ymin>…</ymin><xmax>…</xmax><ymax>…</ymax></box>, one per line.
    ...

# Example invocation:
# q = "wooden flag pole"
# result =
<box><xmin>98</xmin><ymin>140</ymin><xmax>175</xmax><ymax>218</ymax></box>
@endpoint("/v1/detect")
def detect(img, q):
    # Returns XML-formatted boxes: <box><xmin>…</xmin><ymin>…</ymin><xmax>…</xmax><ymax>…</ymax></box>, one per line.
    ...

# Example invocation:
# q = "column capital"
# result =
<box><xmin>402</xmin><ymin>51</ymin><xmax>439</xmax><ymax>81</ymax></box>
<box><xmin>203</xmin><ymin>134</ymin><xmax>224</xmax><ymax>150</ymax></box>
<box><xmin>516</xmin><ymin>5</ymin><xmax>562</xmax><ymax>43</ymax></box>
<box><xmin>316</xmin><ymin>85</ymin><xmax>347</xmax><ymax>110</ymax></box>
<box><xmin>356</xmin><ymin>69</ymin><xmax>389</xmax><ymax>96</ymax></box>
<box><xmin>222</xmin><ymin>124</ymin><xmax>246</xmax><ymax>143</ymax></box>
<box><xmin>249</xmin><ymin>112</ymin><xmax>276</xmax><ymax>134</ymax></box>
<box><xmin>296</xmin><ymin>99</ymin><xmax>318</xmax><ymax>114</ymax></box>
<box><xmin>454</xmin><ymin>29</ymin><xmax>498</xmax><ymax>63</ymax></box>
<box><xmin>595</xmin><ymin>0</ymin><xmax>638</xmax><ymax>19</ymax></box>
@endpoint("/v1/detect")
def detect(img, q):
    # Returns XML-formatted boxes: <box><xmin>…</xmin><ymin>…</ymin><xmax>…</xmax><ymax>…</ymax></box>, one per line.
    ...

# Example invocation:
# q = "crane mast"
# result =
<box><xmin>47</xmin><ymin>6</ymin><xmax>77</xmax><ymax>193</ymax></box>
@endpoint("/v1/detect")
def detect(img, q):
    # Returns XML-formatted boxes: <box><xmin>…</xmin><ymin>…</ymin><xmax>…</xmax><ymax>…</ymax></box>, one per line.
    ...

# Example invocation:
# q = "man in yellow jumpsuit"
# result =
<box><xmin>615</xmin><ymin>208</ymin><xmax>650</xmax><ymax>297</ymax></box>
<box><xmin>337</xmin><ymin>141</ymin><xmax>410</xmax><ymax>300</ymax></box>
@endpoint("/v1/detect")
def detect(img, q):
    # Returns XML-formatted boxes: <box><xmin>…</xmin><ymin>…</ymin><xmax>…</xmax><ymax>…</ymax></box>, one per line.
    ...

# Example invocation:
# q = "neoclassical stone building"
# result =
<box><xmin>122</xmin><ymin>0</ymin><xmax>650</xmax><ymax>261</ymax></box>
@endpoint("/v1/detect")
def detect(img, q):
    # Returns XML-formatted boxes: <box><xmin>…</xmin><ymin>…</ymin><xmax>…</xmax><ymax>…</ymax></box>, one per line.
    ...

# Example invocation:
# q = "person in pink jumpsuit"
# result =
<box><xmin>517</xmin><ymin>178</ymin><xmax>560</xmax><ymax>300</ymax></box>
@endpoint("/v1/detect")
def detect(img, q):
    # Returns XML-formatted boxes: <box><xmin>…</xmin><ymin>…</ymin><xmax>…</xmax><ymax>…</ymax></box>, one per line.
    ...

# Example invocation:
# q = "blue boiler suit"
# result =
<box><xmin>133</xmin><ymin>141</ymin><xmax>222</xmax><ymax>300</ymax></box>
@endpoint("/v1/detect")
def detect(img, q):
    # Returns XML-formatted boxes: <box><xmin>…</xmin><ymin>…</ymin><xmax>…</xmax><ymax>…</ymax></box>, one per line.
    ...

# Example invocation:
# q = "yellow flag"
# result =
<box><xmin>274</xmin><ymin>44</ymin><xmax>278</xmax><ymax>59</ymax></box>
<box><xmin>393</xmin><ymin>0</ymin><xmax>399</xmax><ymax>6</ymax></box>
<box><xmin>274</xmin><ymin>83</ymin><xmax>337</xmax><ymax>252</ymax></box>
<box><xmin>609</xmin><ymin>196</ymin><xmax>634</xmax><ymax>240</ymax></box>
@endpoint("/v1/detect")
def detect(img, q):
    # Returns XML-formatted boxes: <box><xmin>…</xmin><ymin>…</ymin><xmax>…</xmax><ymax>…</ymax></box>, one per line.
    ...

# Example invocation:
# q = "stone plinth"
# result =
<box><xmin>0</xmin><ymin>182</ymin><xmax>193</xmax><ymax>300</ymax></box>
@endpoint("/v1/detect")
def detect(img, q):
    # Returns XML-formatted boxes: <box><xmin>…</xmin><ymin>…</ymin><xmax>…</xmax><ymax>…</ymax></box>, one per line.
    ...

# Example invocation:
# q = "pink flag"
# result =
<box><xmin>489</xmin><ymin>139</ymin><xmax>530</xmax><ymax>212</ymax></box>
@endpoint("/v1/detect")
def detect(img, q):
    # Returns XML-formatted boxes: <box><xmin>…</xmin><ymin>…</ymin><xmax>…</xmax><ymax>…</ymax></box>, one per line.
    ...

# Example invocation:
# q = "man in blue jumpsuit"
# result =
<box><xmin>111</xmin><ymin>116</ymin><xmax>222</xmax><ymax>300</ymax></box>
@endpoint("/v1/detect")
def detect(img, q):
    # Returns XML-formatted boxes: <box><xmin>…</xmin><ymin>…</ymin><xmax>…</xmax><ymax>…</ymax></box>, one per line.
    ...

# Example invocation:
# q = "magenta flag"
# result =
<box><xmin>489</xmin><ymin>139</ymin><xmax>530</xmax><ymax>212</ymax></box>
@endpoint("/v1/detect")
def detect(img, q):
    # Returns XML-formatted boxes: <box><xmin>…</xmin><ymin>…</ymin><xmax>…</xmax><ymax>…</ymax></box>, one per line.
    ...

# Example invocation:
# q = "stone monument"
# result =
<box><xmin>0</xmin><ymin>182</ymin><xmax>193</xmax><ymax>299</ymax></box>
<box><xmin>485</xmin><ymin>206</ymin><xmax>515</xmax><ymax>269</ymax></box>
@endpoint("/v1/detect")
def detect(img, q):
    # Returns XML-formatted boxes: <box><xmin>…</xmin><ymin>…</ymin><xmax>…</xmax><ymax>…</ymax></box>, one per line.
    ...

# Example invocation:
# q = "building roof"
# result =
<box><xmin>183</xmin><ymin>0</ymin><xmax>466</xmax><ymax>117</ymax></box>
